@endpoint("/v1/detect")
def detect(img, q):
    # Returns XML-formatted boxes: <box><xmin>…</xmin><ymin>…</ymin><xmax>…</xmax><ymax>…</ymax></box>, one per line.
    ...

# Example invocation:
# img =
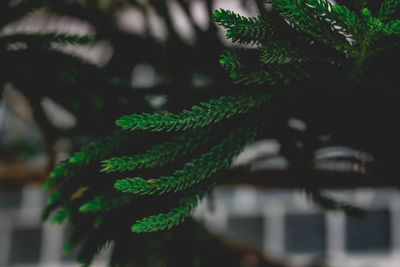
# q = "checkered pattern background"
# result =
<box><xmin>2</xmin><ymin>185</ymin><xmax>400</xmax><ymax>267</ymax></box>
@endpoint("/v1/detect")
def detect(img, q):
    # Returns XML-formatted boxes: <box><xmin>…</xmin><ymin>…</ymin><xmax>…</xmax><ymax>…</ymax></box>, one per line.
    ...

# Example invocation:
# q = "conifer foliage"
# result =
<box><xmin>35</xmin><ymin>0</ymin><xmax>400</xmax><ymax>266</ymax></box>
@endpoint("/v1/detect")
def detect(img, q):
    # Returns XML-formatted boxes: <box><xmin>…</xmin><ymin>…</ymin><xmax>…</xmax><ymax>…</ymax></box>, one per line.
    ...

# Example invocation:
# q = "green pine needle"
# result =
<box><xmin>101</xmin><ymin>126</ymin><xmax>215</xmax><ymax>173</ymax></box>
<box><xmin>273</xmin><ymin>0</ymin><xmax>353</xmax><ymax>52</ymax></box>
<box><xmin>213</xmin><ymin>9</ymin><xmax>275</xmax><ymax>44</ymax></box>
<box><xmin>44</xmin><ymin>130</ymin><xmax>136</xmax><ymax>189</ymax></box>
<box><xmin>116</xmin><ymin>92</ymin><xmax>271</xmax><ymax>132</ymax></box>
<box><xmin>68</xmin><ymin>130</ymin><xmax>136</xmax><ymax>165</ymax></box>
<box><xmin>131</xmin><ymin>181</ymin><xmax>215</xmax><ymax>233</ymax></box>
<box><xmin>114</xmin><ymin>119</ymin><xmax>261</xmax><ymax>195</ymax></box>
<box><xmin>305</xmin><ymin>0</ymin><xmax>360</xmax><ymax>41</ymax></box>
<box><xmin>79</xmin><ymin>194</ymin><xmax>133</xmax><ymax>213</ymax></box>
<box><xmin>260</xmin><ymin>41</ymin><xmax>313</xmax><ymax>64</ymax></box>
<box><xmin>46</xmin><ymin>191</ymin><xmax>62</xmax><ymax>205</ymax></box>
<box><xmin>43</xmin><ymin>161</ymin><xmax>79</xmax><ymax>189</ymax></box>
<box><xmin>220</xmin><ymin>49</ymin><xmax>316</xmax><ymax>85</ymax></box>
<box><xmin>50</xmin><ymin>208</ymin><xmax>70</xmax><ymax>224</ymax></box>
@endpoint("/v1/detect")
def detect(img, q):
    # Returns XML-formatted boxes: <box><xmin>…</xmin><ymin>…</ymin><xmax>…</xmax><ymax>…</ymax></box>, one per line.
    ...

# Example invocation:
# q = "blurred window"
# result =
<box><xmin>9</xmin><ymin>228</ymin><xmax>42</xmax><ymax>264</ymax></box>
<box><xmin>346</xmin><ymin>210</ymin><xmax>391</xmax><ymax>252</ymax></box>
<box><xmin>226</xmin><ymin>216</ymin><xmax>264</xmax><ymax>250</ymax></box>
<box><xmin>285</xmin><ymin>214</ymin><xmax>326</xmax><ymax>253</ymax></box>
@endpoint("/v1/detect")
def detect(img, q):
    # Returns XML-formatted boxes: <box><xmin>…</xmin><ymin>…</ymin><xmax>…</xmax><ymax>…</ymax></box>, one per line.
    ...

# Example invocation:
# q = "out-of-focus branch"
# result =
<box><xmin>29</xmin><ymin>97</ymin><xmax>59</xmax><ymax>173</ymax></box>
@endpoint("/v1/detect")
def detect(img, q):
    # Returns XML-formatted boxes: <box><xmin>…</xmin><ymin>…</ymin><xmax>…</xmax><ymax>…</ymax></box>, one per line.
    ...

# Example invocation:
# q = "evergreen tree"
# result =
<box><xmin>2</xmin><ymin>0</ymin><xmax>400</xmax><ymax>266</ymax></box>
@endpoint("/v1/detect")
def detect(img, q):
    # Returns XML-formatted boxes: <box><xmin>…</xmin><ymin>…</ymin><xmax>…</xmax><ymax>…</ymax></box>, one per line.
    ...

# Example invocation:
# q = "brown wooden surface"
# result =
<box><xmin>0</xmin><ymin>160</ymin><xmax>47</xmax><ymax>189</ymax></box>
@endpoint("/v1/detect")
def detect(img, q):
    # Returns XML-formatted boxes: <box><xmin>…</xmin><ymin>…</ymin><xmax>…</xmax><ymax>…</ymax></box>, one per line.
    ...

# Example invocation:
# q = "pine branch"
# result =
<box><xmin>114</xmin><ymin>120</ymin><xmax>261</xmax><ymax>195</ymax></box>
<box><xmin>260</xmin><ymin>41</ymin><xmax>314</xmax><ymax>64</ymax></box>
<box><xmin>42</xmin><ymin>132</ymin><xmax>142</xmax><ymax>222</ymax></box>
<box><xmin>34</xmin><ymin>2</ymin><xmax>400</xmax><ymax>265</ymax></box>
<box><xmin>101</xmin><ymin>126</ymin><xmax>216</xmax><ymax>173</ymax></box>
<box><xmin>43</xmin><ymin>160</ymin><xmax>81</xmax><ymax>189</ymax></box>
<box><xmin>43</xmin><ymin>183</ymin><xmax>93</xmax><ymax>222</ymax></box>
<box><xmin>304</xmin><ymin>0</ymin><xmax>361</xmax><ymax>43</ymax></box>
<box><xmin>50</xmin><ymin>208</ymin><xmax>71</xmax><ymax>224</ymax></box>
<box><xmin>230</xmin><ymin>64</ymin><xmax>312</xmax><ymax>85</ymax></box>
<box><xmin>213</xmin><ymin>9</ymin><xmax>276</xmax><ymax>44</ymax></box>
<box><xmin>131</xmin><ymin>181</ymin><xmax>216</xmax><ymax>233</ymax></box>
<box><xmin>44</xmin><ymin>130</ymin><xmax>136</xmax><ymax>189</ymax></box>
<box><xmin>42</xmin><ymin>190</ymin><xmax>67</xmax><ymax>221</ymax></box>
<box><xmin>79</xmin><ymin>193</ymin><xmax>134</xmax><ymax>213</ymax></box>
<box><xmin>306</xmin><ymin>188</ymin><xmax>365</xmax><ymax>216</ymax></box>
<box><xmin>116</xmin><ymin>92</ymin><xmax>271</xmax><ymax>132</ymax></box>
<box><xmin>220</xmin><ymin>49</ymin><xmax>317</xmax><ymax>85</ymax></box>
<box><xmin>272</xmin><ymin>0</ymin><xmax>353</xmax><ymax>52</ymax></box>
<box><xmin>69</xmin><ymin>131</ymin><xmax>138</xmax><ymax>165</ymax></box>
<box><xmin>219</xmin><ymin>49</ymin><xmax>249</xmax><ymax>72</ymax></box>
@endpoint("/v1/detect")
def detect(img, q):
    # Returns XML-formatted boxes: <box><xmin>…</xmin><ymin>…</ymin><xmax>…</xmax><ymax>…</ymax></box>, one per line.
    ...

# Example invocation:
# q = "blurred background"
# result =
<box><xmin>1</xmin><ymin>0</ymin><xmax>400</xmax><ymax>266</ymax></box>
